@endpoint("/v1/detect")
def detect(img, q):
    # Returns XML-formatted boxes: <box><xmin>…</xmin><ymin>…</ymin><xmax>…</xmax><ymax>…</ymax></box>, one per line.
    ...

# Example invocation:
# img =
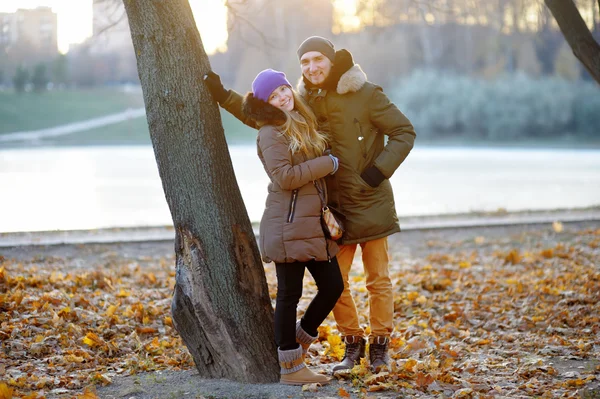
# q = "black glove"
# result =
<box><xmin>203</xmin><ymin>71</ymin><xmax>229</xmax><ymax>104</ymax></box>
<box><xmin>360</xmin><ymin>166</ymin><xmax>385</xmax><ymax>188</ymax></box>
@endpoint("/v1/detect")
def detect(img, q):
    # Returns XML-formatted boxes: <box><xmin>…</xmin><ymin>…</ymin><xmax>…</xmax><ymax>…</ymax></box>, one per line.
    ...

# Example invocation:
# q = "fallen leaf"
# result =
<box><xmin>0</xmin><ymin>383</ymin><xmax>14</xmax><ymax>399</ymax></box>
<box><xmin>552</xmin><ymin>221</ymin><xmax>563</xmax><ymax>233</ymax></box>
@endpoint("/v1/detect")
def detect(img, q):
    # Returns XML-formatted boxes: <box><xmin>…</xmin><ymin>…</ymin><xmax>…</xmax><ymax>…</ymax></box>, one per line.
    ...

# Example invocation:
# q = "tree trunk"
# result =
<box><xmin>545</xmin><ymin>0</ymin><xmax>600</xmax><ymax>84</ymax></box>
<box><xmin>122</xmin><ymin>0</ymin><xmax>279</xmax><ymax>383</ymax></box>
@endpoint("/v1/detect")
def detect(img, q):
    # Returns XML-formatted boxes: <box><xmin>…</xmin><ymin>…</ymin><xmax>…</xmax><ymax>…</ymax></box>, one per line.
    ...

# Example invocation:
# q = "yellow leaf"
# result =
<box><xmin>504</xmin><ymin>249</ymin><xmax>521</xmax><ymax>265</ymax></box>
<box><xmin>136</xmin><ymin>326</ymin><xmax>158</xmax><ymax>334</ymax></box>
<box><xmin>105</xmin><ymin>304</ymin><xmax>119</xmax><ymax>317</ymax></box>
<box><xmin>116</xmin><ymin>289</ymin><xmax>130</xmax><ymax>298</ymax></box>
<box><xmin>406</xmin><ymin>292</ymin><xmax>419</xmax><ymax>301</ymax></box>
<box><xmin>0</xmin><ymin>382</ymin><xmax>14</xmax><ymax>399</ymax></box>
<box><xmin>404</xmin><ymin>358</ymin><xmax>417</xmax><ymax>372</ymax></box>
<box><xmin>474</xmin><ymin>236</ymin><xmax>485</xmax><ymax>244</ymax></box>
<box><xmin>164</xmin><ymin>316</ymin><xmax>173</xmax><ymax>327</ymax></box>
<box><xmin>77</xmin><ymin>387</ymin><xmax>99</xmax><ymax>398</ymax></box>
<box><xmin>540</xmin><ymin>248</ymin><xmax>554</xmax><ymax>258</ymax></box>
<box><xmin>317</xmin><ymin>324</ymin><xmax>331</xmax><ymax>340</ymax></box>
<box><xmin>324</xmin><ymin>334</ymin><xmax>345</xmax><ymax>360</ymax></box>
<box><xmin>458</xmin><ymin>261</ymin><xmax>471</xmax><ymax>269</ymax></box>
<box><xmin>66</xmin><ymin>354</ymin><xmax>85</xmax><ymax>363</ymax></box>
<box><xmin>82</xmin><ymin>332</ymin><xmax>105</xmax><ymax>348</ymax></box>
<box><xmin>91</xmin><ymin>373</ymin><xmax>111</xmax><ymax>386</ymax></box>
<box><xmin>145</xmin><ymin>273</ymin><xmax>157</xmax><ymax>284</ymax></box>
<box><xmin>368</xmin><ymin>384</ymin><xmax>388</xmax><ymax>392</ymax></box>
<box><xmin>58</xmin><ymin>306</ymin><xmax>72</xmax><ymax>318</ymax></box>
<box><xmin>455</xmin><ymin>388</ymin><xmax>474</xmax><ymax>397</ymax></box>
<box><xmin>552</xmin><ymin>221</ymin><xmax>563</xmax><ymax>233</ymax></box>
<box><xmin>365</xmin><ymin>371</ymin><xmax>389</xmax><ymax>385</ymax></box>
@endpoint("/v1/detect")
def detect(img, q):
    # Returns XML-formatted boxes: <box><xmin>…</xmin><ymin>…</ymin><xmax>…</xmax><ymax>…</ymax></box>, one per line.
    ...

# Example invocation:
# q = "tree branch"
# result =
<box><xmin>92</xmin><ymin>0</ymin><xmax>128</xmax><ymax>37</ymax></box>
<box><xmin>225</xmin><ymin>0</ymin><xmax>284</xmax><ymax>53</ymax></box>
<box><xmin>545</xmin><ymin>0</ymin><xmax>600</xmax><ymax>84</ymax></box>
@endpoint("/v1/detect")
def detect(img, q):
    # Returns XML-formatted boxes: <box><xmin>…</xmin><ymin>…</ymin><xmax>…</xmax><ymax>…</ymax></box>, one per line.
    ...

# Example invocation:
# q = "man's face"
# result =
<box><xmin>300</xmin><ymin>51</ymin><xmax>333</xmax><ymax>86</ymax></box>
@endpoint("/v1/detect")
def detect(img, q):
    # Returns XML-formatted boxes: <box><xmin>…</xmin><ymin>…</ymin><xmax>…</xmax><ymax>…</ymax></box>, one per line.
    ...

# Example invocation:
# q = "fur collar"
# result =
<box><xmin>241</xmin><ymin>92</ymin><xmax>286</xmax><ymax>126</ymax></box>
<box><xmin>336</xmin><ymin>64</ymin><xmax>367</xmax><ymax>94</ymax></box>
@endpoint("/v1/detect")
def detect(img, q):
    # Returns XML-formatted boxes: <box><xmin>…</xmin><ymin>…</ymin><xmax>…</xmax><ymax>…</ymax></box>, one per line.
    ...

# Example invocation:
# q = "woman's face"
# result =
<box><xmin>268</xmin><ymin>85</ymin><xmax>294</xmax><ymax>112</ymax></box>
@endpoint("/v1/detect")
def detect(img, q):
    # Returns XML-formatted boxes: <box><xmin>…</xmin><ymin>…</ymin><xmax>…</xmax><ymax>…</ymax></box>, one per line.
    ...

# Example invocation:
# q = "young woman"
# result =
<box><xmin>241</xmin><ymin>69</ymin><xmax>344</xmax><ymax>385</ymax></box>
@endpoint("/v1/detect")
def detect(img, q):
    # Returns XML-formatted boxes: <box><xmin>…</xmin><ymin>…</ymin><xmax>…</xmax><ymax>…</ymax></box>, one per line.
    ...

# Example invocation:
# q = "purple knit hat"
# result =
<box><xmin>251</xmin><ymin>69</ymin><xmax>292</xmax><ymax>102</ymax></box>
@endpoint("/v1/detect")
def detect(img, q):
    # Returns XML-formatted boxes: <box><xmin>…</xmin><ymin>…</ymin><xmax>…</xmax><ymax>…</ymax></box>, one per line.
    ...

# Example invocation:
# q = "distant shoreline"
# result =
<box><xmin>2</xmin><ymin>206</ymin><xmax>599</xmax><ymax>248</ymax></box>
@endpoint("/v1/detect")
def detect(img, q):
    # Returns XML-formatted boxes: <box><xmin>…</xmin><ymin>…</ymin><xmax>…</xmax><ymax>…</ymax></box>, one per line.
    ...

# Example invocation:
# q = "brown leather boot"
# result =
<box><xmin>369</xmin><ymin>336</ymin><xmax>390</xmax><ymax>372</ymax></box>
<box><xmin>279</xmin><ymin>346</ymin><xmax>330</xmax><ymax>386</ymax></box>
<box><xmin>332</xmin><ymin>336</ymin><xmax>366</xmax><ymax>372</ymax></box>
<box><xmin>296</xmin><ymin>321</ymin><xmax>318</xmax><ymax>357</ymax></box>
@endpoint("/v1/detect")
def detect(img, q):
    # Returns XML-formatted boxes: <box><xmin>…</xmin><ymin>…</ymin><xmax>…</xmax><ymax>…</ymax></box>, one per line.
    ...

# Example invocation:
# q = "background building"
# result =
<box><xmin>0</xmin><ymin>7</ymin><xmax>58</xmax><ymax>55</ymax></box>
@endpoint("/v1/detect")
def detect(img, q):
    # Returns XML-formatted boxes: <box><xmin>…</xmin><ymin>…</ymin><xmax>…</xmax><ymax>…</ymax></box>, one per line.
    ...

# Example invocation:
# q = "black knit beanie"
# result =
<box><xmin>296</xmin><ymin>36</ymin><xmax>335</xmax><ymax>62</ymax></box>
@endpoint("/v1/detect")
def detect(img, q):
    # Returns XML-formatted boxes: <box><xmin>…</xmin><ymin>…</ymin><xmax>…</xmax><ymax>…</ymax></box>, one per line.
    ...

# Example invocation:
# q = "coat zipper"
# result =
<box><xmin>287</xmin><ymin>189</ymin><xmax>298</xmax><ymax>223</ymax></box>
<box><xmin>353</xmin><ymin>118</ymin><xmax>367</xmax><ymax>158</ymax></box>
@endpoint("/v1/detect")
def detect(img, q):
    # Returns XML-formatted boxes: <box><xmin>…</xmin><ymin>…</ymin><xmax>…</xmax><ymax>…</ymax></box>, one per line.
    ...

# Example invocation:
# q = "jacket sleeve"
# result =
<box><xmin>369</xmin><ymin>86</ymin><xmax>416</xmax><ymax>178</ymax></box>
<box><xmin>221</xmin><ymin>90</ymin><xmax>259</xmax><ymax>129</ymax></box>
<box><xmin>258</xmin><ymin>126</ymin><xmax>334</xmax><ymax>191</ymax></box>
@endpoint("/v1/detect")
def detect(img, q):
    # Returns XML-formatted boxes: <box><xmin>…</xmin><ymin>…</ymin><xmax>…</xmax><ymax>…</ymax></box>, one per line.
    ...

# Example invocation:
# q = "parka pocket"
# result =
<box><xmin>353</xmin><ymin>118</ymin><xmax>367</xmax><ymax>159</ymax></box>
<box><xmin>286</xmin><ymin>189</ymin><xmax>299</xmax><ymax>223</ymax></box>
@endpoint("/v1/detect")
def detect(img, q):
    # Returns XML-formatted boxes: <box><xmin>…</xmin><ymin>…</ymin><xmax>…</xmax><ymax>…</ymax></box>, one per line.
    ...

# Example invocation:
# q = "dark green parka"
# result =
<box><xmin>221</xmin><ymin>53</ymin><xmax>416</xmax><ymax>244</ymax></box>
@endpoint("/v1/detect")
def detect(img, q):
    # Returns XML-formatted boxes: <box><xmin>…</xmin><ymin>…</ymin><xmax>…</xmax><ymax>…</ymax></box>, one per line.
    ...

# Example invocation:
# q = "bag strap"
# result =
<box><xmin>313</xmin><ymin>180</ymin><xmax>327</xmax><ymax>208</ymax></box>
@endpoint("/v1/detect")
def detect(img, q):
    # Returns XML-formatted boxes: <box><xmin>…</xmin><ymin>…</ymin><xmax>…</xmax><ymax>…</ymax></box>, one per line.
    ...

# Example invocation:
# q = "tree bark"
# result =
<box><xmin>545</xmin><ymin>0</ymin><xmax>600</xmax><ymax>84</ymax></box>
<box><xmin>122</xmin><ymin>0</ymin><xmax>279</xmax><ymax>383</ymax></box>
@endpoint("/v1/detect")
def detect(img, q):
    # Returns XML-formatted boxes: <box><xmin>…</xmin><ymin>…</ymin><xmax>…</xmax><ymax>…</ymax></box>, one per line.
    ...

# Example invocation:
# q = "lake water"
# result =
<box><xmin>0</xmin><ymin>145</ymin><xmax>599</xmax><ymax>233</ymax></box>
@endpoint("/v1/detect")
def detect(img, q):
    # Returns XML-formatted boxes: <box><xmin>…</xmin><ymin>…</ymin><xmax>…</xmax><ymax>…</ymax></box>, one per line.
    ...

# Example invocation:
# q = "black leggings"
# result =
<box><xmin>274</xmin><ymin>256</ymin><xmax>344</xmax><ymax>350</ymax></box>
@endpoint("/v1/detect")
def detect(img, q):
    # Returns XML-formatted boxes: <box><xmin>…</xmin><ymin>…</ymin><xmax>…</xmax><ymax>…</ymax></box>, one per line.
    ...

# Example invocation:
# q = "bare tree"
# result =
<box><xmin>122</xmin><ymin>0</ymin><xmax>279</xmax><ymax>383</ymax></box>
<box><xmin>544</xmin><ymin>0</ymin><xmax>600</xmax><ymax>83</ymax></box>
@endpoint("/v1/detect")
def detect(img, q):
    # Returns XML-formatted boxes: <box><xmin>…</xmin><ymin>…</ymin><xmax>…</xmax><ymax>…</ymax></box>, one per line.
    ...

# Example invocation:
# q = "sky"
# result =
<box><xmin>0</xmin><ymin>0</ymin><xmax>232</xmax><ymax>54</ymax></box>
<box><xmin>0</xmin><ymin>0</ymin><xmax>362</xmax><ymax>54</ymax></box>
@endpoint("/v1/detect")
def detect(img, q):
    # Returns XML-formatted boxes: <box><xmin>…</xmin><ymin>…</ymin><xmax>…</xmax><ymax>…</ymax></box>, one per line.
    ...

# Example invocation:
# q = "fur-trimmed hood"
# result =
<box><xmin>241</xmin><ymin>92</ymin><xmax>286</xmax><ymax>126</ymax></box>
<box><xmin>297</xmin><ymin>49</ymin><xmax>367</xmax><ymax>97</ymax></box>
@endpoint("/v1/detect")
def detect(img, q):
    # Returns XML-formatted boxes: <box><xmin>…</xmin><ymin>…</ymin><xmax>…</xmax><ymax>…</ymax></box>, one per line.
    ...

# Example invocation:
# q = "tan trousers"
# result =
<box><xmin>332</xmin><ymin>237</ymin><xmax>393</xmax><ymax>338</ymax></box>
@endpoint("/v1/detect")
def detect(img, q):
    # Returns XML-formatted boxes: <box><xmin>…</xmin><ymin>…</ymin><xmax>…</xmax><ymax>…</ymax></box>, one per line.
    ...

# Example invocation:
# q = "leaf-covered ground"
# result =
<box><xmin>1</xmin><ymin>221</ymin><xmax>599</xmax><ymax>399</ymax></box>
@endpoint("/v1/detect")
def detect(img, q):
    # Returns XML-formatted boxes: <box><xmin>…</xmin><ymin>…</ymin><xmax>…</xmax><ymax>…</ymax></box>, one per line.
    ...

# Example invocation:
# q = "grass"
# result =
<box><xmin>1</xmin><ymin>87</ymin><xmax>598</xmax><ymax>149</ymax></box>
<box><xmin>28</xmin><ymin>108</ymin><xmax>256</xmax><ymax>146</ymax></box>
<box><xmin>0</xmin><ymin>85</ymin><xmax>255</xmax><ymax>146</ymax></box>
<box><xmin>0</xmin><ymin>88</ymin><xmax>145</xmax><ymax>134</ymax></box>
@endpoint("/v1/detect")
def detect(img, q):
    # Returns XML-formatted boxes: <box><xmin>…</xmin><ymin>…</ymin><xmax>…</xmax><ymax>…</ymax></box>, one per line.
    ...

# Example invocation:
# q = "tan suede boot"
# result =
<box><xmin>296</xmin><ymin>321</ymin><xmax>318</xmax><ymax>357</ymax></box>
<box><xmin>279</xmin><ymin>346</ymin><xmax>330</xmax><ymax>386</ymax></box>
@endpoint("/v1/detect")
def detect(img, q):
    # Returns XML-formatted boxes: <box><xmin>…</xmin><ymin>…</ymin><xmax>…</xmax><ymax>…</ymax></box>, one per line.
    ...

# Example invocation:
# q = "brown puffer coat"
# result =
<box><xmin>242</xmin><ymin>92</ymin><xmax>339</xmax><ymax>264</ymax></box>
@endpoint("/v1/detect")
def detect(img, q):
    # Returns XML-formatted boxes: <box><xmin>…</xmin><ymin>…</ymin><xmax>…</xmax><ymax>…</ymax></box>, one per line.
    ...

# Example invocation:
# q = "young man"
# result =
<box><xmin>204</xmin><ymin>36</ymin><xmax>416</xmax><ymax>372</ymax></box>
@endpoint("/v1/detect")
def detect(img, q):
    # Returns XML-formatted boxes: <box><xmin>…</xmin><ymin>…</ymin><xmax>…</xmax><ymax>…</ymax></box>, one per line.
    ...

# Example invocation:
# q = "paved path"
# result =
<box><xmin>0</xmin><ymin>108</ymin><xmax>146</xmax><ymax>143</ymax></box>
<box><xmin>1</xmin><ymin>208</ymin><xmax>598</xmax><ymax>248</ymax></box>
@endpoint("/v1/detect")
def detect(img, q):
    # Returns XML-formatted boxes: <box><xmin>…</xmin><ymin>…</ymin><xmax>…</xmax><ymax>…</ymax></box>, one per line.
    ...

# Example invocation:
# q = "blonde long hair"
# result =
<box><xmin>279</xmin><ymin>91</ymin><xmax>328</xmax><ymax>158</ymax></box>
